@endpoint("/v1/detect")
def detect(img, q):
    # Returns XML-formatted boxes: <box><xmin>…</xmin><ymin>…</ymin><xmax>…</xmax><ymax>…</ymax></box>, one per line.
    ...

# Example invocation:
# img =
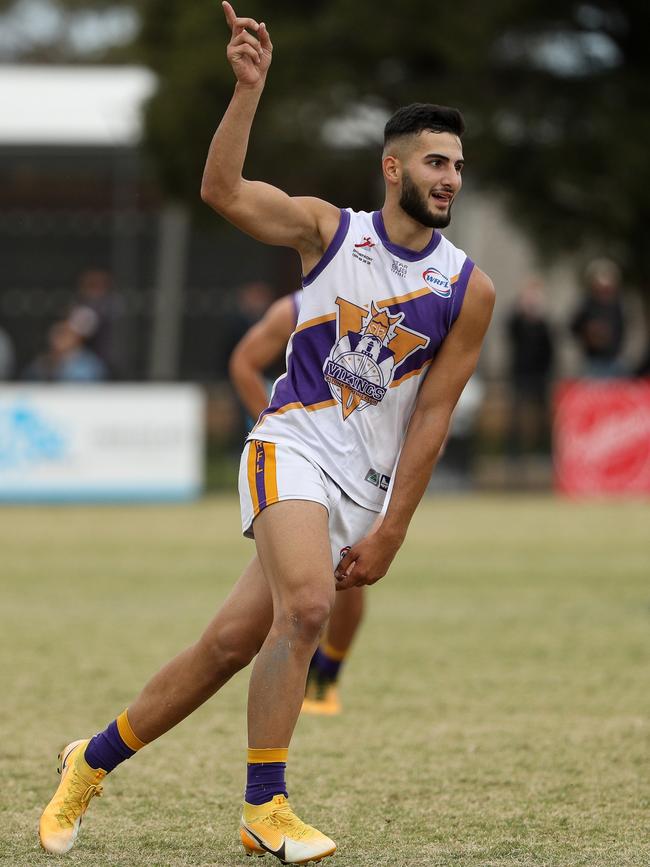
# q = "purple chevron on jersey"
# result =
<box><xmin>260</xmin><ymin>320</ymin><xmax>336</xmax><ymax>419</ymax></box>
<box><xmin>261</xmin><ymin>274</ymin><xmax>476</xmax><ymax>417</ymax></box>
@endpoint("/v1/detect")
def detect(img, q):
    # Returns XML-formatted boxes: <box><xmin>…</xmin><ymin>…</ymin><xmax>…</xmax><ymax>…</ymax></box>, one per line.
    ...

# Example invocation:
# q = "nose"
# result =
<box><xmin>444</xmin><ymin>169</ymin><xmax>461</xmax><ymax>193</ymax></box>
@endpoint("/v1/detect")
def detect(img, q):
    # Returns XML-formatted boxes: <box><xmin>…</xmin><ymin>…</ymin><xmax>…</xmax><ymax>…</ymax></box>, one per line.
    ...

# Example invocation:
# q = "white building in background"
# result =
<box><xmin>0</xmin><ymin>64</ymin><xmax>155</xmax><ymax>146</ymax></box>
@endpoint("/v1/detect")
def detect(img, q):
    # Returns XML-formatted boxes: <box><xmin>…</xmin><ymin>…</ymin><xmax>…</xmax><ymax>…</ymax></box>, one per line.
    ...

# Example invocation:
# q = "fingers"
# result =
<box><xmin>229</xmin><ymin>43</ymin><xmax>262</xmax><ymax>64</ymax></box>
<box><xmin>222</xmin><ymin>2</ymin><xmax>260</xmax><ymax>35</ymax></box>
<box><xmin>335</xmin><ymin>572</ymin><xmax>359</xmax><ymax>591</ymax></box>
<box><xmin>335</xmin><ymin>548</ymin><xmax>354</xmax><ymax>580</ymax></box>
<box><xmin>335</xmin><ymin>548</ymin><xmax>366</xmax><ymax>590</ymax></box>
<box><xmin>335</xmin><ymin>554</ymin><xmax>387</xmax><ymax>590</ymax></box>
<box><xmin>230</xmin><ymin>29</ymin><xmax>263</xmax><ymax>59</ymax></box>
<box><xmin>258</xmin><ymin>21</ymin><xmax>273</xmax><ymax>51</ymax></box>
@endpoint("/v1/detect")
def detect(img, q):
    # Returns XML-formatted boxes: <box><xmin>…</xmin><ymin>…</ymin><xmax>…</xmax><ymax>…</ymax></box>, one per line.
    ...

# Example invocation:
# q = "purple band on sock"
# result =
<box><xmin>245</xmin><ymin>762</ymin><xmax>288</xmax><ymax>806</ymax></box>
<box><xmin>311</xmin><ymin>647</ymin><xmax>342</xmax><ymax>681</ymax></box>
<box><xmin>85</xmin><ymin>719</ymin><xmax>135</xmax><ymax>774</ymax></box>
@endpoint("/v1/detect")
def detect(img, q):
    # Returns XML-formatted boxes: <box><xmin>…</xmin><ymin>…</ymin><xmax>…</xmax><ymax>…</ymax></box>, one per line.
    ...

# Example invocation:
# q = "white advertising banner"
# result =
<box><xmin>0</xmin><ymin>385</ymin><xmax>205</xmax><ymax>502</ymax></box>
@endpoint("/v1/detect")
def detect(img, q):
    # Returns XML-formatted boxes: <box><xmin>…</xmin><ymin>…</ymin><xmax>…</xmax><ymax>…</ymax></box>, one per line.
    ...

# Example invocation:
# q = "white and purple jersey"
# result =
<box><xmin>251</xmin><ymin>208</ymin><xmax>475</xmax><ymax>511</ymax></box>
<box><xmin>290</xmin><ymin>289</ymin><xmax>303</xmax><ymax>327</ymax></box>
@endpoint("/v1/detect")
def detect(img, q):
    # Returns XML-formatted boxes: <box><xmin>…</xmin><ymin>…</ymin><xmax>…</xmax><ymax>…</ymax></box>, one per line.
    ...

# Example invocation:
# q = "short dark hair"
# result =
<box><xmin>384</xmin><ymin>103</ymin><xmax>465</xmax><ymax>148</ymax></box>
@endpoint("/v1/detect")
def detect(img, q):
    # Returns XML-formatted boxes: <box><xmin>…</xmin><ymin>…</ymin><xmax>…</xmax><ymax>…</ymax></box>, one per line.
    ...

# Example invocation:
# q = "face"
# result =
<box><xmin>393</xmin><ymin>131</ymin><xmax>464</xmax><ymax>229</ymax></box>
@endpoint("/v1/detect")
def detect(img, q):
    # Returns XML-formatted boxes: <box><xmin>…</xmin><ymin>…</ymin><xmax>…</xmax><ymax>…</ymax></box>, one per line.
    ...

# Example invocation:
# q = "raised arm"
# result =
<box><xmin>336</xmin><ymin>267</ymin><xmax>496</xmax><ymax>589</ymax></box>
<box><xmin>229</xmin><ymin>294</ymin><xmax>297</xmax><ymax>419</ymax></box>
<box><xmin>201</xmin><ymin>3</ymin><xmax>340</xmax><ymax>271</ymax></box>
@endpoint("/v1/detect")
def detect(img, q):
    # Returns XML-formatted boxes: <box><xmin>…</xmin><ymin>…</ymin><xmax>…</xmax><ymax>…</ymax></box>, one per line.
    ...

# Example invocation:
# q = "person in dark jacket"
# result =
<box><xmin>570</xmin><ymin>258</ymin><xmax>626</xmax><ymax>378</ymax></box>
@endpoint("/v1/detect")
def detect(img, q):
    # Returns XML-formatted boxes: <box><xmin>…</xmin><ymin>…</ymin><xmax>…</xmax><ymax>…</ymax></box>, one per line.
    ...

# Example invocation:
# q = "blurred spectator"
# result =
<box><xmin>67</xmin><ymin>269</ymin><xmax>126</xmax><ymax>379</ymax></box>
<box><xmin>22</xmin><ymin>321</ymin><xmax>107</xmax><ymax>383</ymax></box>
<box><xmin>0</xmin><ymin>322</ymin><xmax>15</xmax><ymax>379</ymax></box>
<box><xmin>570</xmin><ymin>258</ymin><xmax>626</xmax><ymax>378</ymax></box>
<box><xmin>506</xmin><ymin>276</ymin><xmax>554</xmax><ymax>460</ymax></box>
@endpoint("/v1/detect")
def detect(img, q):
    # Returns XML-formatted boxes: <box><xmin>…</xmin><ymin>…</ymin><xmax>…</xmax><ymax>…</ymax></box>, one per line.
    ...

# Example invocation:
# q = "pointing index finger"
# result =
<box><xmin>222</xmin><ymin>2</ymin><xmax>259</xmax><ymax>33</ymax></box>
<box><xmin>222</xmin><ymin>1</ymin><xmax>236</xmax><ymax>27</ymax></box>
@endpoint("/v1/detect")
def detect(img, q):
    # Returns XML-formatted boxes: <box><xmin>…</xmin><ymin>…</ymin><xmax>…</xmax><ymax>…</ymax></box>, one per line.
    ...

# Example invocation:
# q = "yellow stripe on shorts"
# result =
<box><xmin>264</xmin><ymin>442</ymin><xmax>279</xmax><ymax>504</ymax></box>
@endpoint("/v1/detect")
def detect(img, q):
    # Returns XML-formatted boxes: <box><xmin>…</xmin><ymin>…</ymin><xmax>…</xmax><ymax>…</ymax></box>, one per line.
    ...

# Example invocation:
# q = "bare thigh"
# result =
<box><xmin>252</xmin><ymin>499</ymin><xmax>336</xmax><ymax>617</ymax></box>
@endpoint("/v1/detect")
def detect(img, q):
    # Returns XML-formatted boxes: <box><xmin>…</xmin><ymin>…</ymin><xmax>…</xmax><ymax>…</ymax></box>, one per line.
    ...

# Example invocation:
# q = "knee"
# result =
<box><xmin>279</xmin><ymin>592</ymin><xmax>334</xmax><ymax>645</ymax></box>
<box><xmin>196</xmin><ymin>624</ymin><xmax>258</xmax><ymax>679</ymax></box>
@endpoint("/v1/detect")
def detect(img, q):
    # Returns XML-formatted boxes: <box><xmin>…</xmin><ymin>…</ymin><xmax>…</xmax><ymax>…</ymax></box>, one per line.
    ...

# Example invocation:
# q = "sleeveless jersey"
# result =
<box><xmin>251</xmin><ymin>208</ymin><xmax>475</xmax><ymax>511</ymax></box>
<box><xmin>290</xmin><ymin>289</ymin><xmax>303</xmax><ymax>327</ymax></box>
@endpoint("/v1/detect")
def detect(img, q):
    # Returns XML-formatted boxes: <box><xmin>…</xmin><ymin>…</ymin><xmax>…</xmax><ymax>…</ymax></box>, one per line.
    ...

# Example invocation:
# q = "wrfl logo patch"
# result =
<box><xmin>423</xmin><ymin>268</ymin><xmax>452</xmax><ymax>298</ymax></box>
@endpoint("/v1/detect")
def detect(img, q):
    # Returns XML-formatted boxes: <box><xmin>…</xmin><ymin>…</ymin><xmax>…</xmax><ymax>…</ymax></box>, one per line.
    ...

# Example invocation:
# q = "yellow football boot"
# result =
<box><xmin>301</xmin><ymin>673</ymin><xmax>342</xmax><ymax>716</ymax></box>
<box><xmin>39</xmin><ymin>739</ymin><xmax>106</xmax><ymax>854</ymax></box>
<box><xmin>240</xmin><ymin>794</ymin><xmax>336</xmax><ymax>864</ymax></box>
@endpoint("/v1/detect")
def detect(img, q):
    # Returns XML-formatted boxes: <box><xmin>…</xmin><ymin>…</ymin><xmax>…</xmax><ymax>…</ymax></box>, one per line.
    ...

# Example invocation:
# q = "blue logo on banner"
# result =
<box><xmin>0</xmin><ymin>402</ymin><xmax>66</xmax><ymax>469</ymax></box>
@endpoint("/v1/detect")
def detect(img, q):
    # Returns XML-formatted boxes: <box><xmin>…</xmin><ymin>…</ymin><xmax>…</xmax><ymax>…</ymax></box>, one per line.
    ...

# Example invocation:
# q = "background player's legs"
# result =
<box><xmin>303</xmin><ymin>588</ymin><xmax>365</xmax><ymax>714</ymax></box>
<box><xmin>325</xmin><ymin>586</ymin><xmax>364</xmax><ymax>652</ymax></box>
<box><xmin>128</xmin><ymin>556</ymin><xmax>273</xmax><ymax>742</ymax></box>
<box><xmin>247</xmin><ymin>500</ymin><xmax>335</xmax><ymax>747</ymax></box>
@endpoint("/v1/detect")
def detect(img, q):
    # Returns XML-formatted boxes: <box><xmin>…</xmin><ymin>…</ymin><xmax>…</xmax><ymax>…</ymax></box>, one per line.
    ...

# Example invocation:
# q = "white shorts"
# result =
<box><xmin>239</xmin><ymin>439</ymin><xmax>379</xmax><ymax>566</ymax></box>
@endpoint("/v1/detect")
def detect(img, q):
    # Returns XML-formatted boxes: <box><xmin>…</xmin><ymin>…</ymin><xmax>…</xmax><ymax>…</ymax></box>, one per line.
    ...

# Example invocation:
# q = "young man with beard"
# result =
<box><xmin>39</xmin><ymin>3</ymin><xmax>494</xmax><ymax>863</ymax></box>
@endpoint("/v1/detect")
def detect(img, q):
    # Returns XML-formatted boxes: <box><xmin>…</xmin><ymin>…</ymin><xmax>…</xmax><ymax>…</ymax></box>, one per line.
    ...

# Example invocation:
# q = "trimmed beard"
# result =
<box><xmin>399</xmin><ymin>170</ymin><xmax>452</xmax><ymax>229</ymax></box>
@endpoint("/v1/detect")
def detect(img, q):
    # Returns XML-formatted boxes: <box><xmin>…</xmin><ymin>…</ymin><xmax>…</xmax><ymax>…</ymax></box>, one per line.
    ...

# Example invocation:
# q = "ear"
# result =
<box><xmin>382</xmin><ymin>154</ymin><xmax>401</xmax><ymax>186</ymax></box>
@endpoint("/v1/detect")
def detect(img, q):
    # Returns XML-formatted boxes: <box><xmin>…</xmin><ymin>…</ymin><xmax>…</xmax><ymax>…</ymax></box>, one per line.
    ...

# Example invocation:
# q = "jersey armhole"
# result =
<box><xmin>302</xmin><ymin>209</ymin><xmax>351</xmax><ymax>287</ymax></box>
<box><xmin>448</xmin><ymin>257</ymin><xmax>475</xmax><ymax>328</ymax></box>
<box><xmin>291</xmin><ymin>290</ymin><xmax>302</xmax><ymax>326</ymax></box>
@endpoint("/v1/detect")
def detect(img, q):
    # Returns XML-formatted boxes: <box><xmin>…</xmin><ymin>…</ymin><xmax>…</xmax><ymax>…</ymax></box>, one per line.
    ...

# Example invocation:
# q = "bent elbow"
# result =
<box><xmin>200</xmin><ymin>183</ymin><xmax>221</xmax><ymax>210</ymax></box>
<box><xmin>200</xmin><ymin>179</ymin><xmax>239</xmax><ymax>214</ymax></box>
<box><xmin>228</xmin><ymin>348</ymin><xmax>250</xmax><ymax>389</ymax></box>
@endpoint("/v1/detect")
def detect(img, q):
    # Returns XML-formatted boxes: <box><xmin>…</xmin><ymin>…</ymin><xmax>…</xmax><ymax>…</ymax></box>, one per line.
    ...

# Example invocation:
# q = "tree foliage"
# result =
<box><xmin>136</xmin><ymin>1</ymin><xmax>650</xmax><ymax>289</ymax></box>
<box><xmin>8</xmin><ymin>0</ymin><xmax>649</xmax><ymax>288</ymax></box>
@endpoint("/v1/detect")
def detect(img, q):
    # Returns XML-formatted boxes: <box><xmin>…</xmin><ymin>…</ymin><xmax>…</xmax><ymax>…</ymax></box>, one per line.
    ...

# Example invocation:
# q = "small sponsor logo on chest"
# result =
<box><xmin>352</xmin><ymin>235</ymin><xmax>375</xmax><ymax>265</ymax></box>
<box><xmin>391</xmin><ymin>260</ymin><xmax>408</xmax><ymax>278</ymax></box>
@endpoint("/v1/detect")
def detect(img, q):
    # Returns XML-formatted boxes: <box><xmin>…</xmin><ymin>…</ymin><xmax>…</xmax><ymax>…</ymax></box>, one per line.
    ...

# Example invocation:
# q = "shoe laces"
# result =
<box><xmin>56</xmin><ymin>767</ymin><xmax>103</xmax><ymax>828</ymax></box>
<box><xmin>261</xmin><ymin>800</ymin><xmax>311</xmax><ymax>841</ymax></box>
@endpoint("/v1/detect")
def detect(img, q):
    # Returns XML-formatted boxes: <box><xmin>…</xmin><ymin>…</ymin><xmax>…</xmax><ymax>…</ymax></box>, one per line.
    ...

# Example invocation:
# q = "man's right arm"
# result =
<box><xmin>201</xmin><ymin>4</ymin><xmax>340</xmax><ymax>270</ymax></box>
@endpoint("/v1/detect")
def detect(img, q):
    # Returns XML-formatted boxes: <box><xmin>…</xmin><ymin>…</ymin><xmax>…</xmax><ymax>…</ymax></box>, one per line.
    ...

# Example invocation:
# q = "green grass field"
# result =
<box><xmin>1</xmin><ymin>495</ymin><xmax>649</xmax><ymax>867</ymax></box>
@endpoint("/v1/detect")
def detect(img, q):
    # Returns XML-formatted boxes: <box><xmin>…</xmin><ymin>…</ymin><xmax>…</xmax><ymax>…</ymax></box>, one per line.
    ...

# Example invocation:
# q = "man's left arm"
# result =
<box><xmin>336</xmin><ymin>267</ymin><xmax>495</xmax><ymax>589</ymax></box>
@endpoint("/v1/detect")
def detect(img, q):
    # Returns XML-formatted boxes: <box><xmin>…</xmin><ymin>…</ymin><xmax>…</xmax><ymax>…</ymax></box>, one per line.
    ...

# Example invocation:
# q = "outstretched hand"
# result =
<box><xmin>334</xmin><ymin>530</ymin><xmax>402</xmax><ymax>591</ymax></box>
<box><xmin>222</xmin><ymin>1</ymin><xmax>273</xmax><ymax>87</ymax></box>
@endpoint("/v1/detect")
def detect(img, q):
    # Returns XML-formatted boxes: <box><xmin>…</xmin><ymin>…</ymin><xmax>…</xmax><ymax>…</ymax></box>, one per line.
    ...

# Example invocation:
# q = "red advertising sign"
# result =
<box><xmin>554</xmin><ymin>380</ymin><xmax>650</xmax><ymax>496</ymax></box>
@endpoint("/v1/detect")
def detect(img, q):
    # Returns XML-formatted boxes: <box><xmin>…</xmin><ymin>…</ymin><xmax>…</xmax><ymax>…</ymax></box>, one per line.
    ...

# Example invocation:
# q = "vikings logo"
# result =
<box><xmin>323</xmin><ymin>297</ymin><xmax>429</xmax><ymax>420</ymax></box>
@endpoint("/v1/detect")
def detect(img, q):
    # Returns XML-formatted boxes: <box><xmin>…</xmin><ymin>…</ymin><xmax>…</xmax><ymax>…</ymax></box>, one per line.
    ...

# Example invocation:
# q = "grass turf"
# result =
<box><xmin>1</xmin><ymin>494</ymin><xmax>648</xmax><ymax>866</ymax></box>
